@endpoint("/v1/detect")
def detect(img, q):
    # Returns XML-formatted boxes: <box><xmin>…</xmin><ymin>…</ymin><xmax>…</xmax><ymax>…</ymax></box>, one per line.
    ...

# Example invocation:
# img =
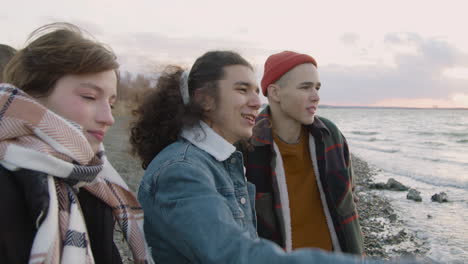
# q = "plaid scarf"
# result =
<box><xmin>0</xmin><ymin>84</ymin><xmax>153</xmax><ymax>264</ymax></box>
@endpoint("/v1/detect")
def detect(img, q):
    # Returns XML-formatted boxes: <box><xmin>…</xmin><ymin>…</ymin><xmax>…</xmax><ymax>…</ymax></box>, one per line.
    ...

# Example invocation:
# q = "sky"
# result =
<box><xmin>2</xmin><ymin>0</ymin><xmax>468</xmax><ymax>108</ymax></box>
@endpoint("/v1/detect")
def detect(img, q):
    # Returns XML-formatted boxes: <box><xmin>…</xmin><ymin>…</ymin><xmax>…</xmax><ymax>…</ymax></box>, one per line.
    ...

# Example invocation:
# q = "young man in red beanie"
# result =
<box><xmin>243</xmin><ymin>51</ymin><xmax>364</xmax><ymax>255</ymax></box>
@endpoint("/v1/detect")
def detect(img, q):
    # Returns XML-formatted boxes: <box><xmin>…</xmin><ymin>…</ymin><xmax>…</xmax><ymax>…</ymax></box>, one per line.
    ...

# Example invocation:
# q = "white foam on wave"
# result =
<box><xmin>356</xmin><ymin>149</ymin><xmax>468</xmax><ymax>189</ymax></box>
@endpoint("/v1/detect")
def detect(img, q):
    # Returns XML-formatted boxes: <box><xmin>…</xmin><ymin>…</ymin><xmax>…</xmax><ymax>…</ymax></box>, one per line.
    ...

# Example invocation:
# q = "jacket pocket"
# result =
<box><xmin>335</xmin><ymin>189</ymin><xmax>356</xmax><ymax>217</ymax></box>
<box><xmin>326</xmin><ymin>168</ymin><xmax>356</xmax><ymax>217</ymax></box>
<box><xmin>246</xmin><ymin>182</ymin><xmax>257</xmax><ymax>229</ymax></box>
<box><xmin>218</xmin><ymin>187</ymin><xmax>245</xmax><ymax>227</ymax></box>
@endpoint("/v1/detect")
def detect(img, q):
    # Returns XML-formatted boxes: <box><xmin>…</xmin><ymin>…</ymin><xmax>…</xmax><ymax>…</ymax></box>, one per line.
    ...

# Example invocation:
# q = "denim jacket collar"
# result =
<box><xmin>181</xmin><ymin>121</ymin><xmax>236</xmax><ymax>162</ymax></box>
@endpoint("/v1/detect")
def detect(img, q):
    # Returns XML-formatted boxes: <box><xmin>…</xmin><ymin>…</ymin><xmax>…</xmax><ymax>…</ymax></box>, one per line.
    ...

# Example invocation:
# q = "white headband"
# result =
<box><xmin>179</xmin><ymin>70</ymin><xmax>190</xmax><ymax>105</ymax></box>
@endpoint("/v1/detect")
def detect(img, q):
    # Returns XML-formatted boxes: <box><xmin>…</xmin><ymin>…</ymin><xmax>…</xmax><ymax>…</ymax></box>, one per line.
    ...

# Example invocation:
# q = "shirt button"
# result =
<box><xmin>230</xmin><ymin>158</ymin><xmax>236</xmax><ymax>164</ymax></box>
<box><xmin>240</xmin><ymin>197</ymin><xmax>246</xmax><ymax>204</ymax></box>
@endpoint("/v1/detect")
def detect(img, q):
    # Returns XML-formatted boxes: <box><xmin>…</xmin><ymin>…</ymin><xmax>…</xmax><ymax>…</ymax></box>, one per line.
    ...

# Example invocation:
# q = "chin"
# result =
<box><xmin>301</xmin><ymin>118</ymin><xmax>315</xmax><ymax>125</ymax></box>
<box><xmin>88</xmin><ymin>142</ymin><xmax>99</xmax><ymax>154</ymax></box>
<box><xmin>91</xmin><ymin>147</ymin><xmax>100</xmax><ymax>155</ymax></box>
<box><xmin>238</xmin><ymin>131</ymin><xmax>252</xmax><ymax>141</ymax></box>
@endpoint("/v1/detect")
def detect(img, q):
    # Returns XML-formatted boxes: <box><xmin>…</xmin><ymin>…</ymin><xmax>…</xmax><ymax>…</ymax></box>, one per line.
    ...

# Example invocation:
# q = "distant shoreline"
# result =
<box><xmin>320</xmin><ymin>105</ymin><xmax>468</xmax><ymax>110</ymax></box>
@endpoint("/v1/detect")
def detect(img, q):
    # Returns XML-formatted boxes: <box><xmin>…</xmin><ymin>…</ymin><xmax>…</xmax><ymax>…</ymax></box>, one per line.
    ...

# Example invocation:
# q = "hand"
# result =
<box><xmin>352</xmin><ymin>185</ymin><xmax>359</xmax><ymax>203</ymax></box>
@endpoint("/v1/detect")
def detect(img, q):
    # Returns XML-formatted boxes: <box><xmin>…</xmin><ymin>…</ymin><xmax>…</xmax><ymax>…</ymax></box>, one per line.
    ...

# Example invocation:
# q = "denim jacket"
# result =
<box><xmin>138</xmin><ymin>122</ymin><xmax>377</xmax><ymax>264</ymax></box>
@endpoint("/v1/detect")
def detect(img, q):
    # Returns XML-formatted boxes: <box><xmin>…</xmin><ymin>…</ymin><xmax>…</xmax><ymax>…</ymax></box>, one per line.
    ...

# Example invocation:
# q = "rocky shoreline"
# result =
<box><xmin>105</xmin><ymin>117</ymin><xmax>430</xmax><ymax>263</ymax></box>
<box><xmin>351</xmin><ymin>154</ymin><xmax>429</xmax><ymax>260</ymax></box>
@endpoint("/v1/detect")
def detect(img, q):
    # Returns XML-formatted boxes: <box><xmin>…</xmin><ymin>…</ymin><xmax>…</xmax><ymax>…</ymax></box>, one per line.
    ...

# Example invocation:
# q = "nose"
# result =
<box><xmin>96</xmin><ymin>102</ymin><xmax>115</xmax><ymax>126</ymax></box>
<box><xmin>249</xmin><ymin>91</ymin><xmax>261</xmax><ymax>110</ymax></box>
<box><xmin>310</xmin><ymin>88</ymin><xmax>320</xmax><ymax>102</ymax></box>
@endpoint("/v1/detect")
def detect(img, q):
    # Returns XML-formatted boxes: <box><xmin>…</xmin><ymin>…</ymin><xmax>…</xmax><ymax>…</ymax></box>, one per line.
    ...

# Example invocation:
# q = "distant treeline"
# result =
<box><xmin>115</xmin><ymin>71</ymin><xmax>155</xmax><ymax>115</ymax></box>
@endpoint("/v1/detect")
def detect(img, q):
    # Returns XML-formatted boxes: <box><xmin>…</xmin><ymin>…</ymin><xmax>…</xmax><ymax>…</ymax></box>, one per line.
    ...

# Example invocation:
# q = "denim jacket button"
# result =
<box><xmin>240</xmin><ymin>197</ymin><xmax>246</xmax><ymax>204</ymax></box>
<box><xmin>230</xmin><ymin>158</ymin><xmax>236</xmax><ymax>164</ymax></box>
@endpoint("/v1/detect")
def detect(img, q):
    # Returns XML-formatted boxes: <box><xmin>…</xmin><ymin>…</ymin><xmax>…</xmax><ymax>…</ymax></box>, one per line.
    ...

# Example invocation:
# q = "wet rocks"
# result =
<box><xmin>387</xmin><ymin>178</ymin><xmax>410</xmax><ymax>191</ymax></box>
<box><xmin>370</xmin><ymin>178</ymin><xmax>409</xmax><ymax>191</ymax></box>
<box><xmin>406</xmin><ymin>189</ymin><xmax>422</xmax><ymax>202</ymax></box>
<box><xmin>389</xmin><ymin>213</ymin><xmax>398</xmax><ymax>222</ymax></box>
<box><xmin>351</xmin><ymin>154</ymin><xmax>428</xmax><ymax>259</ymax></box>
<box><xmin>431</xmin><ymin>192</ymin><xmax>449</xmax><ymax>203</ymax></box>
<box><xmin>369</xmin><ymin>182</ymin><xmax>388</xmax><ymax>189</ymax></box>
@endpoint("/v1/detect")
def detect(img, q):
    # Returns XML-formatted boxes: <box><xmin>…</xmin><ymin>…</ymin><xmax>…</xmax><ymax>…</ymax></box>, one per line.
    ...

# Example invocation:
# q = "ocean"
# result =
<box><xmin>318</xmin><ymin>107</ymin><xmax>468</xmax><ymax>263</ymax></box>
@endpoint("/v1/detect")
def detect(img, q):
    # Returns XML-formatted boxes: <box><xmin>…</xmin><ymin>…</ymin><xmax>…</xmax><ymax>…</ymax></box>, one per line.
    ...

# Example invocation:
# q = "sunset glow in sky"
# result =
<box><xmin>2</xmin><ymin>0</ymin><xmax>468</xmax><ymax>108</ymax></box>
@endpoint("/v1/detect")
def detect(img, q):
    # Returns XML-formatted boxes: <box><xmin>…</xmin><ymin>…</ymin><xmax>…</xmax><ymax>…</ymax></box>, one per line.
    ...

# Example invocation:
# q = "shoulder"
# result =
<box><xmin>316</xmin><ymin>115</ymin><xmax>340</xmax><ymax>132</ymax></box>
<box><xmin>141</xmin><ymin>140</ymin><xmax>220</xmax><ymax>193</ymax></box>
<box><xmin>316</xmin><ymin>116</ymin><xmax>344</xmax><ymax>136</ymax></box>
<box><xmin>0</xmin><ymin>165</ymin><xmax>49</xmax><ymax>224</ymax></box>
<box><xmin>0</xmin><ymin>165</ymin><xmax>19</xmax><ymax>199</ymax></box>
<box><xmin>0</xmin><ymin>166</ymin><xmax>21</xmax><ymax>197</ymax></box>
<box><xmin>146</xmin><ymin>139</ymin><xmax>216</xmax><ymax>174</ymax></box>
<box><xmin>0</xmin><ymin>165</ymin><xmax>36</xmax><ymax>262</ymax></box>
<box><xmin>0</xmin><ymin>164</ymin><xmax>14</xmax><ymax>178</ymax></box>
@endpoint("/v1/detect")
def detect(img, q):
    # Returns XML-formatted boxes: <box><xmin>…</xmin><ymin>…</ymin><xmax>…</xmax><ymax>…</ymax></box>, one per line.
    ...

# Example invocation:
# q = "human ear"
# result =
<box><xmin>194</xmin><ymin>89</ymin><xmax>215</xmax><ymax>112</ymax></box>
<box><xmin>203</xmin><ymin>97</ymin><xmax>215</xmax><ymax>112</ymax></box>
<box><xmin>268</xmin><ymin>84</ymin><xmax>281</xmax><ymax>103</ymax></box>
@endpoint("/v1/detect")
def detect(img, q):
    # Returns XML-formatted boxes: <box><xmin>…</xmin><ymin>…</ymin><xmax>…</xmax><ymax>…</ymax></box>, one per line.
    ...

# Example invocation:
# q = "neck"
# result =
<box><xmin>270</xmin><ymin>104</ymin><xmax>302</xmax><ymax>144</ymax></box>
<box><xmin>203</xmin><ymin>118</ymin><xmax>236</xmax><ymax>145</ymax></box>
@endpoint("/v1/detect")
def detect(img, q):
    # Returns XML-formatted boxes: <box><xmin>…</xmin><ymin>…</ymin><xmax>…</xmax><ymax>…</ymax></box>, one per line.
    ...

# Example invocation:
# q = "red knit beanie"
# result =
<box><xmin>261</xmin><ymin>51</ymin><xmax>317</xmax><ymax>96</ymax></box>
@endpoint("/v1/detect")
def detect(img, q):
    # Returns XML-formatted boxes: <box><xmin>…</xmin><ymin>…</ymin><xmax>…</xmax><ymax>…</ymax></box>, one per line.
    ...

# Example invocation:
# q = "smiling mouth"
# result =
<box><xmin>241</xmin><ymin>113</ymin><xmax>256</xmax><ymax>122</ymax></box>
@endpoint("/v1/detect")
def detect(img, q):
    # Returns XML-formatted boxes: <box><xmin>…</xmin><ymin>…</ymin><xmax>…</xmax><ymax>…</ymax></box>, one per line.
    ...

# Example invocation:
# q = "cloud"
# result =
<box><xmin>109</xmin><ymin>31</ymin><xmax>468</xmax><ymax>108</ymax></box>
<box><xmin>319</xmin><ymin>32</ymin><xmax>468</xmax><ymax>107</ymax></box>
<box><xmin>69</xmin><ymin>19</ymin><xmax>104</xmax><ymax>36</ymax></box>
<box><xmin>108</xmin><ymin>32</ymin><xmax>274</xmax><ymax>74</ymax></box>
<box><xmin>340</xmin><ymin>33</ymin><xmax>359</xmax><ymax>46</ymax></box>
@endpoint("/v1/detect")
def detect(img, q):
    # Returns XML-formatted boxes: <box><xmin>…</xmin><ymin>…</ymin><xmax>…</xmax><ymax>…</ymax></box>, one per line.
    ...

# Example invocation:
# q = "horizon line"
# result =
<box><xmin>319</xmin><ymin>104</ymin><xmax>468</xmax><ymax>110</ymax></box>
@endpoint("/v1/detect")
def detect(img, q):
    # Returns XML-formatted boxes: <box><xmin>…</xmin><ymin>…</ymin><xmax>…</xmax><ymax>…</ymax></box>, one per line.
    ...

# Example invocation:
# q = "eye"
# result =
<box><xmin>237</xmin><ymin>87</ymin><xmax>247</xmax><ymax>93</ymax></box>
<box><xmin>81</xmin><ymin>95</ymin><xmax>95</xmax><ymax>100</ymax></box>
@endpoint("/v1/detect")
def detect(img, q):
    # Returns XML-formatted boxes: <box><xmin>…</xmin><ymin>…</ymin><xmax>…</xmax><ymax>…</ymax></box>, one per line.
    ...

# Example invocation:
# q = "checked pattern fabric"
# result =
<box><xmin>0</xmin><ymin>84</ymin><xmax>153</xmax><ymax>264</ymax></box>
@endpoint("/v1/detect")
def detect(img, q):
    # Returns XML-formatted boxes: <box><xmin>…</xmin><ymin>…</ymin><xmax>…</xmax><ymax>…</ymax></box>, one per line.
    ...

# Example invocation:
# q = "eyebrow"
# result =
<box><xmin>234</xmin><ymin>81</ymin><xmax>253</xmax><ymax>87</ymax></box>
<box><xmin>299</xmin><ymin>81</ymin><xmax>321</xmax><ymax>87</ymax></box>
<box><xmin>78</xmin><ymin>82</ymin><xmax>117</xmax><ymax>100</ymax></box>
<box><xmin>234</xmin><ymin>81</ymin><xmax>260</xmax><ymax>93</ymax></box>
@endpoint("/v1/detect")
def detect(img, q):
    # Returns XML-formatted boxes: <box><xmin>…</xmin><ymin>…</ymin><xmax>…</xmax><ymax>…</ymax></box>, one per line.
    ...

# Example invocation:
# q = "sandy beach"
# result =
<box><xmin>105</xmin><ymin>116</ymin><xmax>429</xmax><ymax>263</ymax></box>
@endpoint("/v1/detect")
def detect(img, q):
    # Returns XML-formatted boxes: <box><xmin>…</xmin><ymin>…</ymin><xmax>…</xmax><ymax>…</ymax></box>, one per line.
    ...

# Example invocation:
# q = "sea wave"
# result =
<box><xmin>444</xmin><ymin>132</ymin><xmax>468</xmax><ymax>138</ymax></box>
<box><xmin>355</xmin><ymin>145</ymin><xmax>400</xmax><ymax>154</ymax></box>
<box><xmin>348</xmin><ymin>136</ymin><xmax>393</xmax><ymax>143</ymax></box>
<box><xmin>422</xmin><ymin>141</ymin><xmax>445</xmax><ymax>147</ymax></box>
<box><xmin>414</xmin><ymin>131</ymin><xmax>468</xmax><ymax>138</ymax></box>
<box><xmin>420</xmin><ymin>157</ymin><xmax>468</xmax><ymax>167</ymax></box>
<box><xmin>351</xmin><ymin>131</ymin><xmax>379</xmax><ymax>136</ymax></box>
<box><xmin>415</xmin><ymin>131</ymin><xmax>435</xmax><ymax>136</ymax></box>
<box><xmin>456</xmin><ymin>139</ymin><xmax>468</xmax><ymax>144</ymax></box>
<box><xmin>379</xmin><ymin>166</ymin><xmax>468</xmax><ymax>189</ymax></box>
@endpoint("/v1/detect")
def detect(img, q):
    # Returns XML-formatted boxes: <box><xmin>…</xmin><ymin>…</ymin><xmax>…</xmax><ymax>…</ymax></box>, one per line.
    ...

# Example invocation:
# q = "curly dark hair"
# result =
<box><xmin>130</xmin><ymin>51</ymin><xmax>252</xmax><ymax>169</ymax></box>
